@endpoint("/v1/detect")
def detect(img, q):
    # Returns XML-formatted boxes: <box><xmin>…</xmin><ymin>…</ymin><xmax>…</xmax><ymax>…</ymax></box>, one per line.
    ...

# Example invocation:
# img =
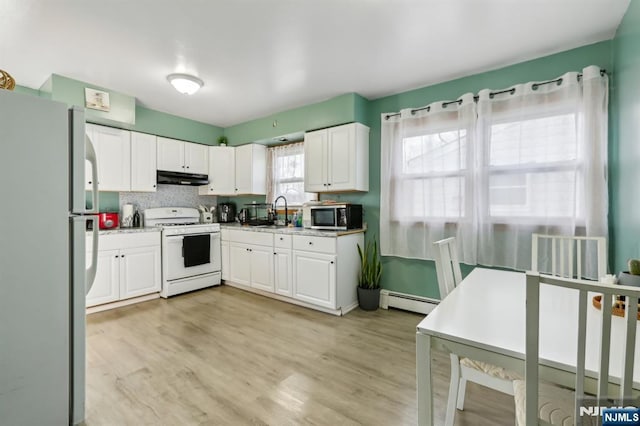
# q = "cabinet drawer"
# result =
<box><xmin>293</xmin><ymin>235</ymin><xmax>336</xmax><ymax>254</ymax></box>
<box><xmin>228</xmin><ymin>229</ymin><xmax>273</xmax><ymax>247</ymax></box>
<box><xmin>88</xmin><ymin>231</ymin><xmax>160</xmax><ymax>251</ymax></box>
<box><xmin>274</xmin><ymin>234</ymin><xmax>292</xmax><ymax>249</ymax></box>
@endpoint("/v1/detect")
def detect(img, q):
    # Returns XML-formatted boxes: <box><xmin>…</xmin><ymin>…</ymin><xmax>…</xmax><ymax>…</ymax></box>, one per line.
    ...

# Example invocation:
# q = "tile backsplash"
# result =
<box><xmin>120</xmin><ymin>185</ymin><xmax>217</xmax><ymax>212</ymax></box>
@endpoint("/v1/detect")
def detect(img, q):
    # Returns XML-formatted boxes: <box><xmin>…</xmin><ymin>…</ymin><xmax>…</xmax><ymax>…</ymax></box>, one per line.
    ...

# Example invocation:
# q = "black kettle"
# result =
<box><xmin>238</xmin><ymin>208</ymin><xmax>250</xmax><ymax>224</ymax></box>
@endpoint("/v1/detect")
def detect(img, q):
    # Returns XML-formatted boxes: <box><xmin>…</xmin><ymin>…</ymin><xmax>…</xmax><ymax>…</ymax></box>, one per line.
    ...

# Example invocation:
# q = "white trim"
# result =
<box><xmin>86</xmin><ymin>293</ymin><xmax>160</xmax><ymax>314</ymax></box>
<box><xmin>223</xmin><ymin>280</ymin><xmax>346</xmax><ymax>316</ymax></box>
<box><xmin>380</xmin><ymin>289</ymin><xmax>439</xmax><ymax>315</ymax></box>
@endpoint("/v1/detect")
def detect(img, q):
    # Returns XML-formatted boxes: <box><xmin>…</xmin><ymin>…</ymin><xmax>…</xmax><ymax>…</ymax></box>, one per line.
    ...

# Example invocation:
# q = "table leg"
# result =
<box><xmin>416</xmin><ymin>331</ymin><xmax>433</xmax><ymax>426</ymax></box>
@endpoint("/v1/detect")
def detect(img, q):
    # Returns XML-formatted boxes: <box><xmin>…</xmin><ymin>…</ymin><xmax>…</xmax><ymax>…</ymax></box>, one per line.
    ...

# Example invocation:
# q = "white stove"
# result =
<box><xmin>144</xmin><ymin>207</ymin><xmax>221</xmax><ymax>298</ymax></box>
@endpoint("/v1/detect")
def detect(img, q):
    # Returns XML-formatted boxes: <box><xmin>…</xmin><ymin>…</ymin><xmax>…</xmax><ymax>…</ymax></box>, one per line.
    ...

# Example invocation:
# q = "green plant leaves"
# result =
<box><xmin>357</xmin><ymin>236</ymin><xmax>382</xmax><ymax>289</ymax></box>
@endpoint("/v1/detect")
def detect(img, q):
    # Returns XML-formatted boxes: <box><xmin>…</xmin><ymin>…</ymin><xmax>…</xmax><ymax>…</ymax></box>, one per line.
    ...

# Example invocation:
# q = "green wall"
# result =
<box><xmin>224</xmin><ymin>93</ymin><xmax>368</xmax><ymax>145</ymax></box>
<box><xmin>612</xmin><ymin>1</ymin><xmax>640</xmax><ymax>272</ymax></box>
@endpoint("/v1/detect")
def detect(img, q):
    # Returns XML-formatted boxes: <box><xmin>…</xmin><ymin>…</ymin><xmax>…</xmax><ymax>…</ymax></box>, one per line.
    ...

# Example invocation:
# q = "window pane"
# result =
<box><xmin>399</xmin><ymin>176</ymin><xmax>465</xmax><ymax>219</ymax></box>
<box><xmin>489</xmin><ymin>171</ymin><xmax>576</xmax><ymax>218</ymax></box>
<box><xmin>490</xmin><ymin>114</ymin><xmax>577</xmax><ymax>166</ymax></box>
<box><xmin>274</xmin><ymin>181</ymin><xmax>315</xmax><ymax>206</ymax></box>
<box><xmin>402</xmin><ymin>129</ymin><xmax>467</xmax><ymax>174</ymax></box>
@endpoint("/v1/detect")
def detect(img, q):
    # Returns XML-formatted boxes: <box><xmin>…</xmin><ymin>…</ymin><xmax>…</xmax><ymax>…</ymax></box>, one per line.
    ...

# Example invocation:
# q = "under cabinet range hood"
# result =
<box><xmin>157</xmin><ymin>170</ymin><xmax>209</xmax><ymax>186</ymax></box>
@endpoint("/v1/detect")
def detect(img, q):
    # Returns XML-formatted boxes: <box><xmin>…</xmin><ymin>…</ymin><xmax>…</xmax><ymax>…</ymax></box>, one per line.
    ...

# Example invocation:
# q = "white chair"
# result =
<box><xmin>433</xmin><ymin>237</ymin><xmax>521</xmax><ymax>426</ymax></box>
<box><xmin>531</xmin><ymin>234</ymin><xmax>607</xmax><ymax>280</ymax></box>
<box><xmin>516</xmin><ymin>272</ymin><xmax>640</xmax><ymax>425</ymax></box>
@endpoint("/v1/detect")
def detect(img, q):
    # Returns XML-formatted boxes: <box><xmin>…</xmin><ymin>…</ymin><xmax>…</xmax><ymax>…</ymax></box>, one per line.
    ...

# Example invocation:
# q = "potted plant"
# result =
<box><xmin>357</xmin><ymin>237</ymin><xmax>383</xmax><ymax>311</ymax></box>
<box><xmin>217</xmin><ymin>135</ymin><xmax>228</xmax><ymax>146</ymax></box>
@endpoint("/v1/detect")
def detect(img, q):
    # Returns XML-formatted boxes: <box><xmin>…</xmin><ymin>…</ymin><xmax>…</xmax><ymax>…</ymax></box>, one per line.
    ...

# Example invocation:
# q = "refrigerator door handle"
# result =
<box><xmin>85</xmin><ymin>135</ymin><xmax>98</xmax><ymax>215</ymax></box>
<box><xmin>86</xmin><ymin>216</ymin><xmax>99</xmax><ymax>293</ymax></box>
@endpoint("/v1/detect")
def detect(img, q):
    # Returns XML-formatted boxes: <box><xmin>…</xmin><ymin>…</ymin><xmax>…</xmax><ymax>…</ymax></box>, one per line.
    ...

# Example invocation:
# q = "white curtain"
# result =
<box><xmin>266</xmin><ymin>142</ymin><xmax>316</xmax><ymax>206</ymax></box>
<box><xmin>380</xmin><ymin>65</ymin><xmax>608</xmax><ymax>274</ymax></box>
<box><xmin>380</xmin><ymin>93</ymin><xmax>478</xmax><ymax>262</ymax></box>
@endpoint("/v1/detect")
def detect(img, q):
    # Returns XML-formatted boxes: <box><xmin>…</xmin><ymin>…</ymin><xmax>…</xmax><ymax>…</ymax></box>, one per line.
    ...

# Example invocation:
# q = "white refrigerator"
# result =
<box><xmin>0</xmin><ymin>89</ymin><xmax>99</xmax><ymax>424</ymax></box>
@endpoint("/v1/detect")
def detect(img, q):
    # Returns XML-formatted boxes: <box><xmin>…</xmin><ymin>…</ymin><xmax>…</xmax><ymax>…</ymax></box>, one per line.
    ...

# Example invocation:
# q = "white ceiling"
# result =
<box><xmin>0</xmin><ymin>0</ymin><xmax>630</xmax><ymax>128</ymax></box>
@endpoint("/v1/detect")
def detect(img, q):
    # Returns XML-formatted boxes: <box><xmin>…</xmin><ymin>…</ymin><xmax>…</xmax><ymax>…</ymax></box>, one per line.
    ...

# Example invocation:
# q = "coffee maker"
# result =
<box><xmin>217</xmin><ymin>202</ymin><xmax>236</xmax><ymax>223</ymax></box>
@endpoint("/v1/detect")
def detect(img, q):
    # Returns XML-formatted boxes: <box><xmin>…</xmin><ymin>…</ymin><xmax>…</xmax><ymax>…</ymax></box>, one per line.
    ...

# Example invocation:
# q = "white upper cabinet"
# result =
<box><xmin>201</xmin><ymin>144</ymin><xmax>266</xmax><ymax>196</ymax></box>
<box><xmin>86</xmin><ymin>123</ymin><xmax>131</xmax><ymax>192</ymax></box>
<box><xmin>130</xmin><ymin>132</ymin><xmax>157</xmax><ymax>192</ymax></box>
<box><xmin>157</xmin><ymin>137</ymin><xmax>208</xmax><ymax>175</ymax></box>
<box><xmin>304</xmin><ymin>122</ymin><xmax>369</xmax><ymax>192</ymax></box>
<box><xmin>199</xmin><ymin>146</ymin><xmax>236</xmax><ymax>195</ymax></box>
<box><xmin>235</xmin><ymin>144</ymin><xmax>267</xmax><ymax>195</ymax></box>
<box><xmin>185</xmin><ymin>143</ymin><xmax>209</xmax><ymax>175</ymax></box>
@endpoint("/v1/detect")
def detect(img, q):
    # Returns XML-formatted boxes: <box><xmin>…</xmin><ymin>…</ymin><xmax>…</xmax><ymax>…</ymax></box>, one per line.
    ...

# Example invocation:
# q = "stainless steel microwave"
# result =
<box><xmin>309</xmin><ymin>204</ymin><xmax>363</xmax><ymax>230</ymax></box>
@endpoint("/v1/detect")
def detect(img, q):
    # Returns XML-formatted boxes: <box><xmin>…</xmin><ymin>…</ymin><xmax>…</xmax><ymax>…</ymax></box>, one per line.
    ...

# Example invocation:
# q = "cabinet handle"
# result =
<box><xmin>153</xmin><ymin>184</ymin><xmax>156</xmax><ymax>188</ymax></box>
<box><xmin>121</xmin><ymin>255</ymin><xmax>125</xmax><ymax>258</ymax></box>
<box><xmin>330</xmin><ymin>261</ymin><xmax>334</xmax><ymax>264</ymax></box>
<box><xmin>182</xmin><ymin>165</ymin><xmax>185</xmax><ymax>168</ymax></box>
<box><xmin>88</xmin><ymin>181</ymin><xmax>92</xmax><ymax>185</ymax></box>
<box><xmin>327</xmin><ymin>183</ymin><xmax>332</xmax><ymax>186</ymax></box>
<box><xmin>274</xmin><ymin>252</ymin><xmax>276</xmax><ymax>255</ymax></box>
<box><xmin>186</xmin><ymin>166</ymin><xmax>190</xmax><ymax>169</ymax></box>
<box><xmin>114</xmin><ymin>255</ymin><xmax>119</xmax><ymax>258</ymax></box>
<box><xmin>308</xmin><ymin>242</ymin><xmax>313</xmax><ymax>245</ymax></box>
<box><xmin>279</xmin><ymin>237</ymin><xmax>283</xmax><ymax>241</ymax></box>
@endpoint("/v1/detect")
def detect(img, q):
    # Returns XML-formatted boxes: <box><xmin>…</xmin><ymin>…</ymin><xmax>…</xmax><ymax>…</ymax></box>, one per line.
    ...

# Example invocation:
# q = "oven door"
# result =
<box><xmin>165</xmin><ymin>232</ymin><xmax>221</xmax><ymax>281</ymax></box>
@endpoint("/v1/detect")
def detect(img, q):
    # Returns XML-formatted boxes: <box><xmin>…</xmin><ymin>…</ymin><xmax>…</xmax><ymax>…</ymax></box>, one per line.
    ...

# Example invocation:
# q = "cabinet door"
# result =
<box><xmin>250</xmin><ymin>245</ymin><xmax>274</xmax><ymax>293</ymax></box>
<box><xmin>229</xmin><ymin>243</ymin><xmax>251</xmax><ymax>286</ymax></box>
<box><xmin>119</xmin><ymin>245</ymin><xmax>161</xmax><ymax>300</ymax></box>
<box><xmin>234</xmin><ymin>144</ymin><xmax>252</xmax><ymax>194</ymax></box>
<box><xmin>85</xmin><ymin>125</ymin><xmax>97</xmax><ymax>190</ymax></box>
<box><xmin>274</xmin><ymin>249</ymin><xmax>292</xmax><ymax>297</ymax></box>
<box><xmin>86</xmin><ymin>249</ymin><xmax>120</xmax><ymax>307</ymax></box>
<box><xmin>184</xmin><ymin>142</ymin><xmax>208</xmax><ymax>175</ymax></box>
<box><xmin>327</xmin><ymin>124</ymin><xmax>355</xmax><ymax>191</ymax></box>
<box><xmin>304</xmin><ymin>130</ymin><xmax>327</xmax><ymax>192</ymax></box>
<box><xmin>293</xmin><ymin>251</ymin><xmax>336</xmax><ymax>309</ymax></box>
<box><xmin>221</xmin><ymin>240</ymin><xmax>230</xmax><ymax>281</ymax></box>
<box><xmin>199</xmin><ymin>146</ymin><xmax>236</xmax><ymax>195</ymax></box>
<box><xmin>92</xmin><ymin>125</ymin><xmax>131</xmax><ymax>192</ymax></box>
<box><xmin>130</xmin><ymin>132</ymin><xmax>157</xmax><ymax>192</ymax></box>
<box><xmin>157</xmin><ymin>137</ymin><xmax>185</xmax><ymax>173</ymax></box>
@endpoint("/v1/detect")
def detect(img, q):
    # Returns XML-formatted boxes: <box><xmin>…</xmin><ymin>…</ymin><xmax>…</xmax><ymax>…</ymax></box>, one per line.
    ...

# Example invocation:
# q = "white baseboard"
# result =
<box><xmin>379</xmin><ymin>289</ymin><xmax>439</xmax><ymax>315</ymax></box>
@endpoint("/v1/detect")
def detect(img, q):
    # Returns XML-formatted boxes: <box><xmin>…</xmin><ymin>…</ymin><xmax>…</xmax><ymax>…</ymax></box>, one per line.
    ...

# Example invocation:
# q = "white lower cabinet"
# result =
<box><xmin>86</xmin><ymin>232</ymin><xmax>161</xmax><ymax>308</ymax></box>
<box><xmin>292</xmin><ymin>251</ymin><xmax>336</xmax><ymax>309</ymax></box>
<box><xmin>227</xmin><ymin>230</ymin><xmax>274</xmax><ymax>292</ymax></box>
<box><xmin>274</xmin><ymin>249</ymin><xmax>293</xmax><ymax>297</ymax></box>
<box><xmin>221</xmin><ymin>228</ymin><xmax>363</xmax><ymax>315</ymax></box>
<box><xmin>221</xmin><ymin>240</ymin><xmax>230</xmax><ymax>281</ymax></box>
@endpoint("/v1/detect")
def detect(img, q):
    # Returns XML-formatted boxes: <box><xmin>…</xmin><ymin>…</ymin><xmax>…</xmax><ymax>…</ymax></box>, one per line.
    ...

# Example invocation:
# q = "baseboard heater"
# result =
<box><xmin>379</xmin><ymin>290</ymin><xmax>439</xmax><ymax>315</ymax></box>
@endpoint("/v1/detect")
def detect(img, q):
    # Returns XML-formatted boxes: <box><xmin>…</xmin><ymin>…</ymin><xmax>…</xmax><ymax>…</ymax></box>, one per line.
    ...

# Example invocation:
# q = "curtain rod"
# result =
<box><xmin>383</xmin><ymin>68</ymin><xmax>607</xmax><ymax>120</ymax></box>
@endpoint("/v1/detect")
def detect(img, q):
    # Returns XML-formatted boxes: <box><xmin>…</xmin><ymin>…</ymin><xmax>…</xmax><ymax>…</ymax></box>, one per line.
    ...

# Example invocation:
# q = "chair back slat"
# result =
<box><xmin>526</xmin><ymin>272</ymin><xmax>640</xmax><ymax>424</ymax></box>
<box><xmin>433</xmin><ymin>237</ymin><xmax>462</xmax><ymax>299</ymax></box>
<box><xmin>531</xmin><ymin>234</ymin><xmax>607</xmax><ymax>280</ymax></box>
<box><xmin>622</xmin><ymin>296</ymin><xmax>638</xmax><ymax>398</ymax></box>
<box><xmin>525</xmin><ymin>272</ymin><xmax>541</xmax><ymax>425</ymax></box>
<box><xmin>575</xmin><ymin>290</ymin><xmax>588</xmax><ymax>420</ymax></box>
<box><xmin>598</xmin><ymin>293</ymin><xmax>613</xmax><ymax>400</ymax></box>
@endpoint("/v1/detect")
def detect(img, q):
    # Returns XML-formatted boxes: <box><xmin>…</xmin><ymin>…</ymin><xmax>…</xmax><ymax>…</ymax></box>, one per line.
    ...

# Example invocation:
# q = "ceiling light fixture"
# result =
<box><xmin>167</xmin><ymin>73</ymin><xmax>204</xmax><ymax>95</ymax></box>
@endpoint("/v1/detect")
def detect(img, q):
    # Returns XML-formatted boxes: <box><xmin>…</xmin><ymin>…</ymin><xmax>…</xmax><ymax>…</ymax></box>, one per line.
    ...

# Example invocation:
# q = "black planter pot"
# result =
<box><xmin>357</xmin><ymin>287</ymin><xmax>381</xmax><ymax>311</ymax></box>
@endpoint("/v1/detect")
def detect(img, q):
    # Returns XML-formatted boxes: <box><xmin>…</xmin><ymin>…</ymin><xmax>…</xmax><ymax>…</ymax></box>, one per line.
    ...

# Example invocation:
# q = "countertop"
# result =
<box><xmin>219</xmin><ymin>223</ymin><xmax>366</xmax><ymax>237</ymax></box>
<box><xmin>90</xmin><ymin>227</ymin><xmax>161</xmax><ymax>236</ymax></box>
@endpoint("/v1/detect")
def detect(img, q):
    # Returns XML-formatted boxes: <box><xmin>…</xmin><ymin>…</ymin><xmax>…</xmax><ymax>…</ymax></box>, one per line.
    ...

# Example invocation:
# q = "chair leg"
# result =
<box><xmin>456</xmin><ymin>378</ymin><xmax>467</xmax><ymax>410</ymax></box>
<box><xmin>445</xmin><ymin>354</ymin><xmax>461</xmax><ymax>426</ymax></box>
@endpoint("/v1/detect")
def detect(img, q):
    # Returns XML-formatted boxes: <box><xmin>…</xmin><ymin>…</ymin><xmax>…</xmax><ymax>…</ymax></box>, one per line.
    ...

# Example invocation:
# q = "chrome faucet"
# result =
<box><xmin>273</xmin><ymin>195</ymin><xmax>288</xmax><ymax>226</ymax></box>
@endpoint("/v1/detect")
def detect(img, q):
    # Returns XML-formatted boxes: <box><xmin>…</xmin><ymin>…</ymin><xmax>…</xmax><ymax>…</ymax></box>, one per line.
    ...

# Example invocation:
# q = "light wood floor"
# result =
<box><xmin>85</xmin><ymin>285</ymin><xmax>515</xmax><ymax>425</ymax></box>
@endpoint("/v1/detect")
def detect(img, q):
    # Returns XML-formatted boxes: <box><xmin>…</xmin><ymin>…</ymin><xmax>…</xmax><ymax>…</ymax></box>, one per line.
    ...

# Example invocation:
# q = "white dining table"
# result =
<box><xmin>416</xmin><ymin>267</ymin><xmax>640</xmax><ymax>426</ymax></box>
